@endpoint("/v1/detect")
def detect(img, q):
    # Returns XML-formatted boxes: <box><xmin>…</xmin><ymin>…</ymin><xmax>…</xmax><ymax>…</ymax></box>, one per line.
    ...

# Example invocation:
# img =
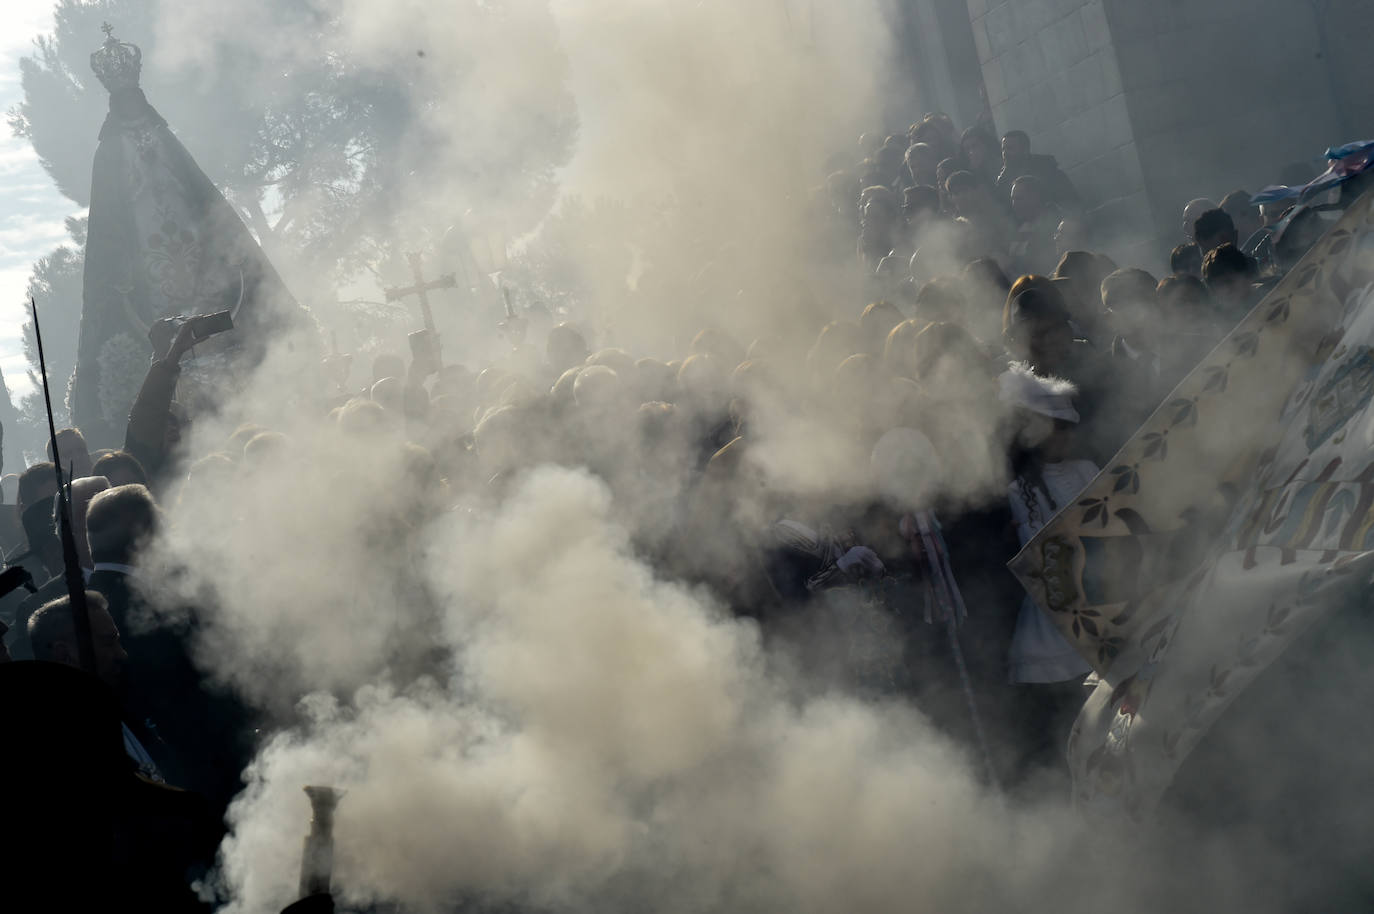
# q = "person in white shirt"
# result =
<box><xmin>998</xmin><ymin>362</ymin><xmax>1096</xmax><ymax>783</ymax></box>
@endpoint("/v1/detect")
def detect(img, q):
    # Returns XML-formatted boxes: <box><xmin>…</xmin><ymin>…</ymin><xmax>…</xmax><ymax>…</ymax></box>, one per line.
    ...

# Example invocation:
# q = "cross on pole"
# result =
<box><xmin>383</xmin><ymin>252</ymin><xmax>456</xmax><ymax>332</ymax></box>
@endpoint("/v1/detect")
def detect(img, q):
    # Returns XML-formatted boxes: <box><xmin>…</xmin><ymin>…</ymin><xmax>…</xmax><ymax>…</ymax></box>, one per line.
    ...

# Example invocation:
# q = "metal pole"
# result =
<box><xmin>914</xmin><ymin>510</ymin><xmax>1000</xmax><ymax>792</ymax></box>
<box><xmin>30</xmin><ymin>296</ymin><xmax>95</xmax><ymax>674</ymax></box>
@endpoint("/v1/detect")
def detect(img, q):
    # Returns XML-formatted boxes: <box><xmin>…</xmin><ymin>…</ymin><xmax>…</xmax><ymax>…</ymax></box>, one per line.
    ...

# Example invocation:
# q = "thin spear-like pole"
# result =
<box><xmin>30</xmin><ymin>295</ymin><xmax>94</xmax><ymax>674</ymax></box>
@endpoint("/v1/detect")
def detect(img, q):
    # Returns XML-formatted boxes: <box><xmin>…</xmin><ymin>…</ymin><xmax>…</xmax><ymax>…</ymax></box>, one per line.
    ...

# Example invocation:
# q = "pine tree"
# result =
<box><xmin>12</xmin><ymin>216</ymin><xmax>86</xmax><ymax>465</ymax></box>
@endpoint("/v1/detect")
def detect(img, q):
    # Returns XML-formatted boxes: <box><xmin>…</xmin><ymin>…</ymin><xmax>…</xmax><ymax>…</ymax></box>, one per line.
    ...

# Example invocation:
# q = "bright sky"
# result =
<box><xmin>0</xmin><ymin>0</ymin><xmax>85</xmax><ymax>401</ymax></box>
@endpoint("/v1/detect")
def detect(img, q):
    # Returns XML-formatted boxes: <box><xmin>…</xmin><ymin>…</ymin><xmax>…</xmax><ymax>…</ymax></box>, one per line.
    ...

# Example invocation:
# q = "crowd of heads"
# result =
<box><xmin>0</xmin><ymin>102</ymin><xmax>1339</xmax><ymax>911</ymax></box>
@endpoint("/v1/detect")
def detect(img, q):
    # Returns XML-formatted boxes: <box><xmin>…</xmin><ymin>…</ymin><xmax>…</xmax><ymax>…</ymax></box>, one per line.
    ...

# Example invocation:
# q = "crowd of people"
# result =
<box><xmin>0</xmin><ymin>106</ymin><xmax>1345</xmax><ymax>910</ymax></box>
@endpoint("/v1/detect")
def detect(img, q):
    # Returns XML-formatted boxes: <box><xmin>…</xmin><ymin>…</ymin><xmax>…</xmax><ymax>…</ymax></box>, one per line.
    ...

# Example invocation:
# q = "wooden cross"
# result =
<box><xmin>383</xmin><ymin>252</ymin><xmax>456</xmax><ymax>332</ymax></box>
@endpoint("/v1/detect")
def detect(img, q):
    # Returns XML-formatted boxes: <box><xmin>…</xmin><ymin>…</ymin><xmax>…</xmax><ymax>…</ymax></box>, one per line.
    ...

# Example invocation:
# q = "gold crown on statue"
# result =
<box><xmin>89</xmin><ymin>22</ymin><xmax>142</xmax><ymax>93</ymax></box>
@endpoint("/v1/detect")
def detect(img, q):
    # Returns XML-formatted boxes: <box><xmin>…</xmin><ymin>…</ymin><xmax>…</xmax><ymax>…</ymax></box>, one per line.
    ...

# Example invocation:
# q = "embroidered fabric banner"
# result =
<box><xmin>1009</xmin><ymin>191</ymin><xmax>1374</xmax><ymax>819</ymax></box>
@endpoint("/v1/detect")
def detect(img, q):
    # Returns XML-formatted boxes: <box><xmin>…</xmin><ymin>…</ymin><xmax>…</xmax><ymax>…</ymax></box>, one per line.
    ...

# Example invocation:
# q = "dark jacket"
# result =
<box><xmin>0</xmin><ymin>536</ymin><xmax>53</xmax><ymax>650</ymax></box>
<box><xmin>4</xmin><ymin>571</ymin><xmax>69</xmax><ymax>660</ymax></box>
<box><xmin>997</xmin><ymin>153</ymin><xmax>1081</xmax><ymax>210</ymax></box>
<box><xmin>0</xmin><ymin>660</ymin><xmax>216</xmax><ymax>911</ymax></box>
<box><xmin>88</xmin><ymin>568</ymin><xmax>255</xmax><ymax>823</ymax></box>
<box><xmin>124</xmin><ymin>357</ymin><xmax>181</xmax><ymax>489</ymax></box>
<box><xmin>901</xmin><ymin>502</ymin><xmax>1024</xmax><ymax>783</ymax></box>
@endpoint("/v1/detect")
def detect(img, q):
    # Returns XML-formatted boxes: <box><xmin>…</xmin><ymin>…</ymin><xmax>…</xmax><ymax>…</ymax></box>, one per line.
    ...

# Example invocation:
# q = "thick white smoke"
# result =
<box><xmin>171</xmin><ymin>441</ymin><xmax>1294</xmax><ymax>914</ymax></box>
<box><xmin>120</xmin><ymin>1</ymin><xmax>1355</xmax><ymax>912</ymax></box>
<box><xmin>205</xmin><ymin>459</ymin><xmax>1007</xmax><ymax>914</ymax></box>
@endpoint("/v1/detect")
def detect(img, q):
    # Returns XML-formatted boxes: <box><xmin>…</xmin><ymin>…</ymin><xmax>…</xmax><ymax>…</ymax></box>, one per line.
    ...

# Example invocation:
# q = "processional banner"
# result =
<box><xmin>1010</xmin><ymin>192</ymin><xmax>1374</xmax><ymax>819</ymax></box>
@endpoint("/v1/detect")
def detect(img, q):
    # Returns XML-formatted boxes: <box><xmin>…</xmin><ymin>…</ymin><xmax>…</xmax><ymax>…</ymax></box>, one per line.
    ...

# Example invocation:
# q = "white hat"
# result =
<box><xmin>997</xmin><ymin>361</ymin><xmax>1079</xmax><ymax>423</ymax></box>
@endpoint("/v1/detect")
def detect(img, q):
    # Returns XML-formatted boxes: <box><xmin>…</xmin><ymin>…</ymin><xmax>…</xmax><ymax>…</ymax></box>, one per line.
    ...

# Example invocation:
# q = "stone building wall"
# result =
<box><xmin>1102</xmin><ymin>0</ymin><xmax>1345</xmax><ymax>259</ymax></box>
<box><xmin>966</xmin><ymin>0</ymin><xmax>1154</xmax><ymax>265</ymax></box>
<box><xmin>891</xmin><ymin>0</ymin><xmax>990</xmax><ymax>132</ymax></box>
<box><xmin>1322</xmin><ymin>0</ymin><xmax>1374</xmax><ymax>141</ymax></box>
<box><xmin>962</xmin><ymin>0</ymin><xmax>1367</xmax><ymax>270</ymax></box>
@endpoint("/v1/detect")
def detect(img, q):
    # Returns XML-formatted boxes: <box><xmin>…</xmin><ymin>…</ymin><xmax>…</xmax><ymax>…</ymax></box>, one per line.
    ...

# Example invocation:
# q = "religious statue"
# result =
<box><xmin>72</xmin><ymin>25</ymin><xmax>313</xmax><ymax>444</ymax></box>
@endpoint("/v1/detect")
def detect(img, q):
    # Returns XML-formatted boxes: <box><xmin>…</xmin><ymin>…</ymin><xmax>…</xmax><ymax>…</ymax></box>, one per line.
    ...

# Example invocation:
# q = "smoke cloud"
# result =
<box><xmin>103</xmin><ymin>0</ymin><xmax>1372</xmax><ymax>912</ymax></box>
<box><xmin>162</xmin><ymin>433</ymin><xmax>1297</xmax><ymax>914</ymax></box>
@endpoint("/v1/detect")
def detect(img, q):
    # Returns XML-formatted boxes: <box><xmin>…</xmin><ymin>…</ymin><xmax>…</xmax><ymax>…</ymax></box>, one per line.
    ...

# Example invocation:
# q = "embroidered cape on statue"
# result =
<box><xmin>1009</xmin><ymin>191</ymin><xmax>1374</xmax><ymax>821</ymax></box>
<box><xmin>73</xmin><ymin>27</ymin><xmax>312</xmax><ymax>444</ymax></box>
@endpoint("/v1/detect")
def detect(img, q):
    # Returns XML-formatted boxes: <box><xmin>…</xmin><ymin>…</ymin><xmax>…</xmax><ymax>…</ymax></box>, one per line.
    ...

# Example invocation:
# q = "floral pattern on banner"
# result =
<box><xmin>146</xmin><ymin>216</ymin><xmax>203</xmax><ymax>306</ymax></box>
<box><xmin>1011</xmin><ymin>194</ymin><xmax>1374</xmax><ymax>674</ymax></box>
<box><xmin>120</xmin><ymin>129</ymin><xmax>211</xmax><ymax>319</ymax></box>
<box><xmin>96</xmin><ymin>332</ymin><xmax>148</xmax><ymax>425</ymax></box>
<box><xmin>1010</xmin><ymin>191</ymin><xmax>1374</xmax><ymax>819</ymax></box>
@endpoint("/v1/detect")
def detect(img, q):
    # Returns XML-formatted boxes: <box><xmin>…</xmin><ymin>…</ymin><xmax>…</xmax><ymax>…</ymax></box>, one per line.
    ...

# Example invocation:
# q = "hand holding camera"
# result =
<box><xmin>149</xmin><ymin>310</ymin><xmax>236</xmax><ymax>362</ymax></box>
